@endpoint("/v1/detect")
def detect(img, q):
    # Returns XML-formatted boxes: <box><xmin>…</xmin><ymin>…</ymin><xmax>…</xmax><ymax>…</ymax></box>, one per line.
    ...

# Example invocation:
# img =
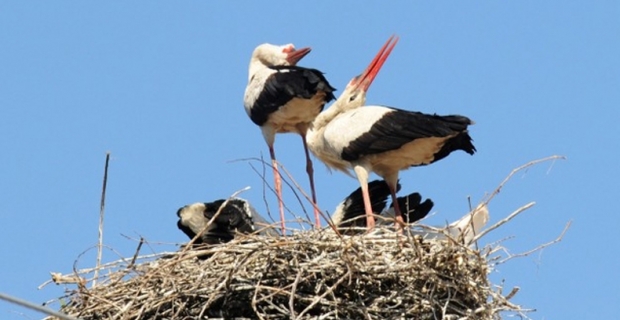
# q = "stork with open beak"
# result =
<box><xmin>244</xmin><ymin>43</ymin><xmax>336</xmax><ymax>233</ymax></box>
<box><xmin>307</xmin><ymin>36</ymin><xmax>476</xmax><ymax>231</ymax></box>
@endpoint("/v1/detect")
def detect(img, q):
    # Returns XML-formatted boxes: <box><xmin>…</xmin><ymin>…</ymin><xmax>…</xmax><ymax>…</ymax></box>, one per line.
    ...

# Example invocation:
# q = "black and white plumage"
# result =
<box><xmin>244</xmin><ymin>43</ymin><xmax>336</xmax><ymax>232</ymax></box>
<box><xmin>438</xmin><ymin>204</ymin><xmax>489</xmax><ymax>245</ymax></box>
<box><xmin>389</xmin><ymin>191</ymin><xmax>435</xmax><ymax>224</ymax></box>
<box><xmin>332</xmin><ymin>180</ymin><xmax>394</xmax><ymax>229</ymax></box>
<box><xmin>334</xmin><ymin>184</ymin><xmax>490</xmax><ymax>246</ymax></box>
<box><xmin>307</xmin><ymin>38</ymin><xmax>475</xmax><ymax>231</ymax></box>
<box><xmin>332</xmin><ymin>180</ymin><xmax>434</xmax><ymax>234</ymax></box>
<box><xmin>176</xmin><ymin>198</ymin><xmax>274</xmax><ymax>248</ymax></box>
<box><xmin>309</xmin><ymin>107</ymin><xmax>475</xmax><ymax>232</ymax></box>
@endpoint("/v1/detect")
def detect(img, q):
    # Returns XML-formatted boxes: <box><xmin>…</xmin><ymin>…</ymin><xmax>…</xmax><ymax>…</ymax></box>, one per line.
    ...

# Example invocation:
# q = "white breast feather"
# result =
<box><xmin>323</xmin><ymin>107</ymin><xmax>393</xmax><ymax>153</ymax></box>
<box><xmin>268</xmin><ymin>97</ymin><xmax>323</xmax><ymax>133</ymax></box>
<box><xmin>243</xmin><ymin>68</ymin><xmax>276</xmax><ymax>117</ymax></box>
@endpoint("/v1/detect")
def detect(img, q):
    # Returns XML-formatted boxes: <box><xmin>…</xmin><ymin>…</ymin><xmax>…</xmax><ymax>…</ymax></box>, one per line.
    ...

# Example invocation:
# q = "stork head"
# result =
<box><xmin>335</xmin><ymin>35</ymin><xmax>399</xmax><ymax>111</ymax></box>
<box><xmin>248</xmin><ymin>43</ymin><xmax>311</xmax><ymax>78</ymax></box>
<box><xmin>176</xmin><ymin>202</ymin><xmax>211</xmax><ymax>241</ymax></box>
<box><xmin>176</xmin><ymin>199</ymin><xmax>258</xmax><ymax>246</ymax></box>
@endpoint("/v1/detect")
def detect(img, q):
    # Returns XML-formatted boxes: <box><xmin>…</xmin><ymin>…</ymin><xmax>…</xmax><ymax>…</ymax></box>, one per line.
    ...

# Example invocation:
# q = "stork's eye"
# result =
<box><xmin>349</xmin><ymin>94</ymin><xmax>357</xmax><ymax>102</ymax></box>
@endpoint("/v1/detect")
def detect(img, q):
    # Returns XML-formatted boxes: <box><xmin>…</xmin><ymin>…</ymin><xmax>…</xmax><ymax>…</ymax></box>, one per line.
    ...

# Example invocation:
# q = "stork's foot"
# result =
<box><xmin>394</xmin><ymin>215</ymin><xmax>406</xmax><ymax>233</ymax></box>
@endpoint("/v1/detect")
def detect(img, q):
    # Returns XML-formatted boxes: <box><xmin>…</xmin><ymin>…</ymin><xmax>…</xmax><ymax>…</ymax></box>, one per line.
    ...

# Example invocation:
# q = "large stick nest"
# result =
<box><xmin>46</xmin><ymin>228</ymin><xmax>524</xmax><ymax>320</ymax></box>
<box><xmin>44</xmin><ymin>156</ymin><xmax>568</xmax><ymax>320</ymax></box>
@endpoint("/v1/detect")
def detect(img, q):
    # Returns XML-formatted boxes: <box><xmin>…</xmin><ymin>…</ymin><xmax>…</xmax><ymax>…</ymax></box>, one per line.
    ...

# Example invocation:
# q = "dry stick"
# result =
<box><xmin>72</xmin><ymin>244</ymin><xmax>131</xmax><ymax>282</ymax></box>
<box><xmin>296</xmin><ymin>271</ymin><xmax>350</xmax><ymax>320</ymax></box>
<box><xmin>258</xmin><ymin>153</ymin><xmax>274</xmax><ymax>224</ymax></box>
<box><xmin>277</xmin><ymin>164</ymin><xmax>343</xmax><ymax>238</ymax></box>
<box><xmin>59</xmin><ymin>250</ymin><xmax>171</xmax><ymax>278</ymax></box>
<box><xmin>504</xmin><ymin>287</ymin><xmax>520</xmax><ymax>301</ymax></box>
<box><xmin>272</xmin><ymin>161</ymin><xmax>312</xmax><ymax>219</ymax></box>
<box><xmin>289</xmin><ymin>268</ymin><xmax>302</xmax><ymax>319</ymax></box>
<box><xmin>247</xmin><ymin>162</ymin><xmax>292</xmax><ymax>227</ymax></box>
<box><xmin>236</xmin><ymin>157</ymin><xmax>296</xmax><ymax>230</ymax></box>
<box><xmin>242</xmin><ymin>157</ymin><xmax>312</xmax><ymax>227</ymax></box>
<box><xmin>465</xmin><ymin>203</ymin><xmax>480</xmax><ymax>251</ymax></box>
<box><xmin>234</xmin><ymin>157</ymin><xmax>321</xmax><ymax>227</ymax></box>
<box><xmin>0</xmin><ymin>292</ymin><xmax>81</xmax><ymax>320</ymax></box>
<box><xmin>252</xmin><ymin>154</ymin><xmax>311</xmax><ymax>231</ymax></box>
<box><xmin>466</xmin><ymin>155</ymin><xmax>566</xmax><ymax>249</ymax></box>
<box><xmin>498</xmin><ymin>221</ymin><xmax>572</xmax><ymax>265</ymax></box>
<box><xmin>276</xmin><ymin>164</ymin><xmax>323</xmax><ymax>218</ymax></box>
<box><xmin>107</xmin><ymin>237</ymin><xmax>146</xmax><ymax>287</ymax></box>
<box><xmin>182</xmin><ymin>186</ymin><xmax>251</xmax><ymax>250</ymax></box>
<box><xmin>482</xmin><ymin>155</ymin><xmax>565</xmax><ymax>205</ymax></box>
<box><xmin>127</xmin><ymin>237</ymin><xmax>144</xmax><ymax>269</ymax></box>
<box><xmin>93</xmin><ymin>152</ymin><xmax>111</xmax><ymax>288</ymax></box>
<box><xmin>472</xmin><ymin>202</ymin><xmax>536</xmax><ymax>243</ymax></box>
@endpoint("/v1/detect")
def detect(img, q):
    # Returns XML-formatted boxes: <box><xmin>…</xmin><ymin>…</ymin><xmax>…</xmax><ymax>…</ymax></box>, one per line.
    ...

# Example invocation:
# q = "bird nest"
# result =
<box><xmin>45</xmin><ymin>227</ymin><xmax>532</xmax><ymax>320</ymax></box>
<box><xmin>41</xmin><ymin>156</ymin><xmax>568</xmax><ymax>320</ymax></box>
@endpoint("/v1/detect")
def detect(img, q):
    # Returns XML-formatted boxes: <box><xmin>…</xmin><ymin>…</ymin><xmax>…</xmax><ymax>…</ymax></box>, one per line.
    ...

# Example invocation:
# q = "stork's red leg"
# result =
<box><xmin>354</xmin><ymin>165</ymin><xmax>375</xmax><ymax>231</ymax></box>
<box><xmin>387</xmin><ymin>182</ymin><xmax>405</xmax><ymax>231</ymax></box>
<box><xmin>300</xmin><ymin>133</ymin><xmax>320</xmax><ymax>228</ymax></box>
<box><xmin>269</xmin><ymin>146</ymin><xmax>286</xmax><ymax>234</ymax></box>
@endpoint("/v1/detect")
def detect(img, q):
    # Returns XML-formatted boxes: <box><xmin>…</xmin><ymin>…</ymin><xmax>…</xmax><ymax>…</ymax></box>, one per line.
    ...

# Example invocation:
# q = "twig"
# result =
<box><xmin>247</xmin><ymin>161</ymin><xmax>282</xmax><ymax>224</ymax></box>
<box><xmin>472</xmin><ymin>202</ymin><xmax>536</xmax><ymax>243</ymax></box>
<box><xmin>239</xmin><ymin>156</ymin><xmax>342</xmax><ymax>236</ymax></box>
<box><xmin>258</xmin><ymin>153</ymin><xmax>274</xmax><ymax>224</ymax></box>
<box><xmin>0</xmin><ymin>292</ymin><xmax>81</xmax><ymax>320</ymax></box>
<box><xmin>242</xmin><ymin>157</ymin><xmax>310</xmax><ymax>226</ymax></box>
<box><xmin>296</xmin><ymin>271</ymin><xmax>350</xmax><ymax>319</ymax></box>
<box><xmin>289</xmin><ymin>268</ymin><xmax>302</xmax><ymax>319</ymax></box>
<box><xmin>183</xmin><ymin>186</ymin><xmax>251</xmax><ymax>250</ymax></box>
<box><xmin>128</xmin><ymin>237</ymin><xmax>144</xmax><ymax>269</ymax></box>
<box><xmin>497</xmin><ymin>221</ymin><xmax>572</xmax><ymax>264</ymax></box>
<box><xmin>505</xmin><ymin>287</ymin><xmax>520</xmax><ymax>301</ymax></box>
<box><xmin>277</xmin><ymin>164</ymin><xmax>343</xmax><ymax>237</ymax></box>
<box><xmin>482</xmin><ymin>155</ymin><xmax>565</xmax><ymax>205</ymax></box>
<box><xmin>93</xmin><ymin>152</ymin><xmax>110</xmax><ymax>288</ymax></box>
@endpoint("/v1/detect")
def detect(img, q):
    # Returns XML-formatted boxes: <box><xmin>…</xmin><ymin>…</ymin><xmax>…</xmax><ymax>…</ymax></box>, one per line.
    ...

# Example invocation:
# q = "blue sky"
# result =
<box><xmin>1</xmin><ymin>1</ymin><xmax>618</xmax><ymax>319</ymax></box>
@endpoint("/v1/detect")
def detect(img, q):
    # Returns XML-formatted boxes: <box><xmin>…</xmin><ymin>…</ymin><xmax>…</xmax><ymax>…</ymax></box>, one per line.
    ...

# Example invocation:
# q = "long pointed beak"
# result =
<box><xmin>354</xmin><ymin>35</ymin><xmax>399</xmax><ymax>92</ymax></box>
<box><xmin>286</xmin><ymin>47</ymin><xmax>312</xmax><ymax>65</ymax></box>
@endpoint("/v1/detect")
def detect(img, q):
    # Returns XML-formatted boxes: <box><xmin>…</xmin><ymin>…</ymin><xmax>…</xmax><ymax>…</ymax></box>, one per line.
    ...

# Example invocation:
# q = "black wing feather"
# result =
<box><xmin>391</xmin><ymin>193</ymin><xmax>434</xmax><ymax>223</ymax></box>
<box><xmin>337</xmin><ymin>180</ymin><xmax>401</xmax><ymax>230</ymax></box>
<box><xmin>249</xmin><ymin>66</ymin><xmax>336</xmax><ymax>126</ymax></box>
<box><xmin>203</xmin><ymin>199</ymin><xmax>256</xmax><ymax>235</ymax></box>
<box><xmin>342</xmin><ymin>108</ymin><xmax>475</xmax><ymax>162</ymax></box>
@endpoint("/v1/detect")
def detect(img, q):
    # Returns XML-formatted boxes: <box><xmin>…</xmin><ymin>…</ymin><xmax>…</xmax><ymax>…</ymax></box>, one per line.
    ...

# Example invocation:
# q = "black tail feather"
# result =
<box><xmin>391</xmin><ymin>193</ymin><xmax>434</xmax><ymax>224</ymax></box>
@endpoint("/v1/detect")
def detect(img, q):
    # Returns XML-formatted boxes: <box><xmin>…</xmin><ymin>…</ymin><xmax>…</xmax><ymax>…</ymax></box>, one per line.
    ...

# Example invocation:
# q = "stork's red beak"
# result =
<box><xmin>286</xmin><ymin>47</ymin><xmax>312</xmax><ymax>65</ymax></box>
<box><xmin>355</xmin><ymin>35</ymin><xmax>399</xmax><ymax>92</ymax></box>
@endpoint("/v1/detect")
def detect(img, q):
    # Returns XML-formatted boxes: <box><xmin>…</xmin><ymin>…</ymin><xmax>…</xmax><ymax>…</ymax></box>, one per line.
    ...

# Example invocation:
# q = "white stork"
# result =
<box><xmin>330</xmin><ymin>180</ymin><xmax>488</xmax><ymax>246</ymax></box>
<box><xmin>331</xmin><ymin>182</ymin><xmax>489</xmax><ymax>246</ymax></box>
<box><xmin>176</xmin><ymin>198</ymin><xmax>277</xmax><ymax>249</ymax></box>
<box><xmin>331</xmin><ymin>180</ymin><xmax>434</xmax><ymax>234</ymax></box>
<box><xmin>176</xmin><ymin>181</ymin><xmax>405</xmax><ymax>247</ymax></box>
<box><xmin>243</xmin><ymin>43</ymin><xmax>336</xmax><ymax>232</ymax></box>
<box><xmin>385</xmin><ymin>203</ymin><xmax>489</xmax><ymax>246</ymax></box>
<box><xmin>307</xmin><ymin>38</ymin><xmax>476</xmax><ymax>231</ymax></box>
